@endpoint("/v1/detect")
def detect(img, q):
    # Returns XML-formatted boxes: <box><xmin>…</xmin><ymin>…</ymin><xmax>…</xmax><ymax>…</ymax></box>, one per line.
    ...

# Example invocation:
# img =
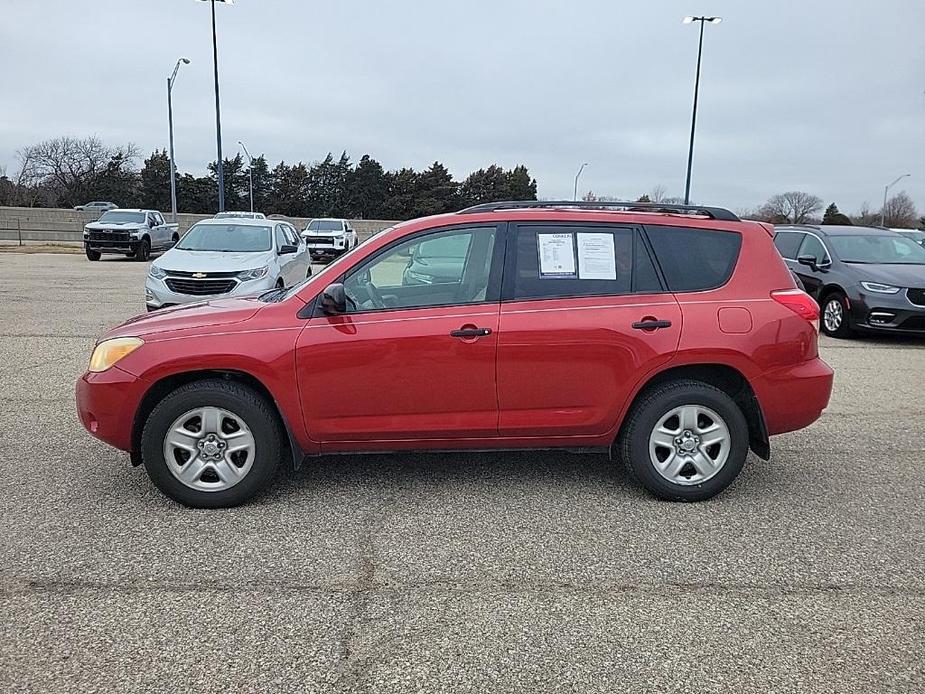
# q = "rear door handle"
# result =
<box><xmin>632</xmin><ymin>319</ymin><xmax>672</xmax><ymax>331</ymax></box>
<box><xmin>450</xmin><ymin>327</ymin><xmax>492</xmax><ymax>338</ymax></box>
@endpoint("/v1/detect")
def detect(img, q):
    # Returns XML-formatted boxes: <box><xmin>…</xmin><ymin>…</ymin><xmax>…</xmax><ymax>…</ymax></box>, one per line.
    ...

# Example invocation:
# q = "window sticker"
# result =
<box><xmin>577</xmin><ymin>232</ymin><xmax>617</xmax><ymax>280</ymax></box>
<box><xmin>537</xmin><ymin>233</ymin><xmax>576</xmax><ymax>278</ymax></box>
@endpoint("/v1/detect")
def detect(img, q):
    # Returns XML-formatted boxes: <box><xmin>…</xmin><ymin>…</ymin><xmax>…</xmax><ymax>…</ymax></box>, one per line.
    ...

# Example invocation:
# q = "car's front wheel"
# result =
<box><xmin>140</xmin><ymin>379</ymin><xmax>283</xmax><ymax>508</ymax></box>
<box><xmin>85</xmin><ymin>247</ymin><xmax>101</xmax><ymax>261</ymax></box>
<box><xmin>619</xmin><ymin>380</ymin><xmax>748</xmax><ymax>501</ymax></box>
<box><xmin>821</xmin><ymin>292</ymin><xmax>853</xmax><ymax>338</ymax></box>
<box><xmin>135</xmin><ymin>238</ymin><xmax>151</xmax><ymax>262</ymax></box>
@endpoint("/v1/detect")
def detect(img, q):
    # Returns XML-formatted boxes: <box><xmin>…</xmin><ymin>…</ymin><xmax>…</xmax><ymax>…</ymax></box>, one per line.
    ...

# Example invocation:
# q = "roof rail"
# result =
<box><xmin>458</xmin><ymin>200</ymin><xmax>740</xmax><ymax>222</ymax></box>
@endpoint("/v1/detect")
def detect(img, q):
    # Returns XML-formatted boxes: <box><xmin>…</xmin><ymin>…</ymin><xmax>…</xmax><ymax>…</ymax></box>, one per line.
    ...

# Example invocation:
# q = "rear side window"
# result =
<box><xmin>644</xmin><ymin>225</ymin><xmax>742</xmax><ymax>292</ymax></box>
<box><xmin>511</xmin><ymin>225</ymin><xmax>660</xmax><ymax>300</ymax></box>
<box><xmin>774</xmin><ymin>232</ymin><xmax>804</xmax><ymax>259</ymax></box>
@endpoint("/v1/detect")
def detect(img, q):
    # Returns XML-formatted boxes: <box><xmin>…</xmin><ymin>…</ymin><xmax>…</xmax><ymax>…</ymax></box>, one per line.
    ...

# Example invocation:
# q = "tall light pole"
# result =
<box><xmin>881</xmin><ymin>173</ymin><xmax>911</xmax><ymax>226</ymax></box>
<box><xmin>238</xmin><ymin>140</ymin><xmax>254</xmax><ymax>213</ymax></box>
<box><xmin>198</xmin><ymin>0</ymin><xmax>233</xmax><ymax>212</ymax></box>
<box><xmin>574</xmin><ymin>162</ymin><xmax>589</xmax><ymax>201</ymax></box>
<box><xmin>682</xmin><ymin>15</ymin><xmax>722</xmax><ymax>205</ymax></box>
<box><xmin>167</xmin><ymin>57</ymin><xmax>191</xmax><ymax>223</ymax></box>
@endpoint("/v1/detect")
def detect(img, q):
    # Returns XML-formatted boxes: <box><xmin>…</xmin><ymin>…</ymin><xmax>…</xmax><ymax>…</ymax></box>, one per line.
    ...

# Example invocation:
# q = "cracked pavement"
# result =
<box><xmin>1</xmin><ymin>253</ymin><xmax>923</xmax><ymax>693</ymax></box>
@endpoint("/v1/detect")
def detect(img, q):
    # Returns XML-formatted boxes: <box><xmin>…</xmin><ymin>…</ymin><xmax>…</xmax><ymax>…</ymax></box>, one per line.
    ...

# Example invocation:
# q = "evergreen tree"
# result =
<box><xmin>459</xmin><ymin>165</ymin><xmax>511</xmax><ymax>206</ymax></box>
<box><xmin>636</xmin><ymin>193</ymin><xmax>651</xmax><ymax>203</ymax></box>
<box><xmin>346</xmin><ymin>155</ymin><xmax>387</xmax><ymax>218</ymax></box>
<box><xmin>380</xmin><ymin>168</ymin><xmax>419</xmax><ymax>219</ymax></box>
<box><xmin>413</xmin><ymin>161</ymin><xmax>459</xmax><ymax>216</ymax></box>
<box><xmin>507</xmin><ymin>165</ymin><xmax>537</xmax><ymax>201</ymax></box>
<box><xmin>139</xmin><ymin>149</ymin><xmax>171</xmax><ymax>211</ymax></box>
<box><xmin>176</xmin><ymin>173</ymin><xmax>216</xmax><ymax>214</ymax></box>
<box><xmin>268</xmin><ymin>162</ymin><xmax>311</xmax><ymax>217</ymax></box>
<box><xmin>822</xmin><ymin>202</ymin><xmax>852</xmax><ymax>225</ymax></box>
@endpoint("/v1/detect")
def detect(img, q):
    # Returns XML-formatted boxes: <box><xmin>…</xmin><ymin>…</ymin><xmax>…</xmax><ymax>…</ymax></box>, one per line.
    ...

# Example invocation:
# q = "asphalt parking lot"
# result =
<box><xmin>1</xmin><ymin>251</ymin><xmax>923</xmax><ymax>693</ymax></box>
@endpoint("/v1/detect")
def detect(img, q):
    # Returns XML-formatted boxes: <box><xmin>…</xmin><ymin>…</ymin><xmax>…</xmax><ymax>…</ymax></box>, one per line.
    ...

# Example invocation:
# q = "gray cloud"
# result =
<box><xmin>1</xmin><ymin>0</ymin><xmax>923</xmax><ymax>213</ymax></box>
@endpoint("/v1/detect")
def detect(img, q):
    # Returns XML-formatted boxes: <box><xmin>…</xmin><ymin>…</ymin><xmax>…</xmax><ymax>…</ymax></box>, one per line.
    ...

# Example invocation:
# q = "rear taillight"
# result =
<box><xmin>771</xmin><ymin>289</ymin><xmax>820</xmax><ymax>331</ymax></box>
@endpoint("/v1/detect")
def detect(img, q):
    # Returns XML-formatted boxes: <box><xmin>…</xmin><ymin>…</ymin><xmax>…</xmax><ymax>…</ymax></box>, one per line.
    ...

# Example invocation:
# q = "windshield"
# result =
<box><xmin>829</xmin><ymin>235</ymin><xmax>925</xmax><ymax>265</ymax></box>
<box><xmin>98</xmin><ymin>211</ymin><xmax>145</xmax><ymax>224</ymax></box>
<box><xmin>176</xmin><ymin>223</ymin><xmax>272</xmax><ymax>252</ymax></box>
<box><xmin>215</xmin><ymin>211</ymin><xmax>265</xmax><ymax>219</ymax></box>
<box><xmin>305</xmin><ymin>220</ymin><xmax>344</xmax><ymax>232</ymax></box>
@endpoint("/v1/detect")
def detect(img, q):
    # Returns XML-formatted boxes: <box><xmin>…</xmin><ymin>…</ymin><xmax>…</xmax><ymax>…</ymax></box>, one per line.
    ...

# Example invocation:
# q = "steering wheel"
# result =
<box><xmin>365</xmin><ymin>280</ymin><xmax>386</xmax><ymax>309</ymax></box>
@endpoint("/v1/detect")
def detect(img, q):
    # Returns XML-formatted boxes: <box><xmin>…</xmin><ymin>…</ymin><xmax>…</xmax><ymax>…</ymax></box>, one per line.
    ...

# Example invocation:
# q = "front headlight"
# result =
<box><xmin>149</xmin><ymin>265</ymin><xmax>167</xmax><ymax>280</ymax></box>
<box><xmin>860</xmin><ymin>281</ymin><xmax>901</xmax><ymax>294</ymax></box>
<box><xmin>88</xmin><ymin>337</ymin><xmax>144</xmax><ymax>373</ymax></box>
<box><xmin>238</xmin><ymin>265</ymin><xmax>269</xmax><ymax>281</ymax></box>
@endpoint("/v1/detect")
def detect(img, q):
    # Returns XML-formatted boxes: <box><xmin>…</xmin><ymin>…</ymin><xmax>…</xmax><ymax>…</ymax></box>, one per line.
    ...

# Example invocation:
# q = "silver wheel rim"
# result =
<box><xmin>648</xmin><ymin>404</ymin><xmax>731</xmax><ymax>486</ymax></box>
<box><xmin>823</xmin><ymin>299</ymin><xmax>843</xmax><ymax>332</ymax></box>
<box><xmin>163</xmin><ymin>406</ymin><xmax>256</xmax><ymax>492</ymax></box>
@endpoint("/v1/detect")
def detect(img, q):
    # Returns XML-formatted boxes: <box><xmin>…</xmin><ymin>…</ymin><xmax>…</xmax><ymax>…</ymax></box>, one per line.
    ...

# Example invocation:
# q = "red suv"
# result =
<box><xmin>76</xmin><ymin>202</ymin><xmax>834</xmax><ymax>507</ymax></box>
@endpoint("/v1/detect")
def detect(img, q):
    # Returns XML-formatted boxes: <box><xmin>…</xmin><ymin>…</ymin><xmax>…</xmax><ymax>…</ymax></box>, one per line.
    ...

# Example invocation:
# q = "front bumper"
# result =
<box><xmin>85</xmin><ymin>239</ymin><xmax>142</xmax><ymax>254</ymax></box>
<box><xmin>307</xmin><ymin>246</ymin><xmax>346</xmax><ymax>259</ymax></box>
<box><xmin>144</xmin><ymin>274</ymin><xmax>276</xmax><ymax>310</ymax></box>
<box><xmin>848</xmin><ymin>289</ymin><xmax>925</xmax><ymax>334</ymax></box>
<box><xmin>76</xmin><ymin>366</ymin><xmax>148</xmax><ymax>452</ymax></box>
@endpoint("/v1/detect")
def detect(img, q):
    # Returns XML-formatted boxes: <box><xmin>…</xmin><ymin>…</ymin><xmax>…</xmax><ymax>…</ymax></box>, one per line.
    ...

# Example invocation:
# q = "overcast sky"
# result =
<box><xmin>2</xmin><ymin>0</ymin><xmax>923</xmax><ymax>213</ymax></box>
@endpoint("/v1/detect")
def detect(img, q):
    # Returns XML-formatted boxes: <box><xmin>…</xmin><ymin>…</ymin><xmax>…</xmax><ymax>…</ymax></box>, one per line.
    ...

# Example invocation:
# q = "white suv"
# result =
<box><xmin>145</xmin><ymin>218</ymin><xmax>311</xmax><ymax>311</ymax></box>
<box><xmin>302</xmin><ymin>218</ymin><xmax>358</xmax><ymax>260</ymax></box>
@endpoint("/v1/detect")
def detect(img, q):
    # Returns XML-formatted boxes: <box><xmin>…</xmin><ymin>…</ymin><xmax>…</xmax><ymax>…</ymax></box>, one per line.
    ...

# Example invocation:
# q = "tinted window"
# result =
<box><xmin>645</xmin><ymin>226</ymin><xmax>742</xmax><ymax>292</ymax></box>
<box><xmin>176</xmin><ymin>224</ymin><xmax>272</xmax><ymax>252</ymax></box>
<box><xmin>512</xmin><ymin>225</ymin><xmax>634</xmax><ymax>300</ymax></box>
<box><xmin>344</xmin><ymin>226</ymin><xmax>497</xmax><ymax>312</ymax></box>
<box><xmin>829</xmin><ymin>234</ymin><xmax>925</xmax><ymax>264</ymax></box>
<box><xmin>98</xmin><ymin>211</ymin><xmax>145</xmax><ymax>224</ymax></box>
<box><xmin>306</xmin><ymin>220</ymin><xmax>344</xmax><ymax>231</ymax></box>
<box><xmin>797</xmin><ymin>234</ymin><xmax>829</xmax><ymax>264</ymax></box>
<box><xmin>774</xmin><ymin>232</ymin><xmax>804</xmax><ymax>259</ymax></box>
<box><xmin>634</xmin><ymin>238</ymin><xmax>662</xmax><ymax>293</ymax></box>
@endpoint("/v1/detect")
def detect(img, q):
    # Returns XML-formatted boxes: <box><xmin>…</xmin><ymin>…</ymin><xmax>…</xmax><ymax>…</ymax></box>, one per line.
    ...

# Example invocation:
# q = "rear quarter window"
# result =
<box><xmin>644</xmin><ymin>225</ymin><xmax>742</xmax><ymax>292</ymax></box>
<box><xmin>773</xmin><ymin>232</ymin><xmax>804</xmax><ymax>259</ymax></box>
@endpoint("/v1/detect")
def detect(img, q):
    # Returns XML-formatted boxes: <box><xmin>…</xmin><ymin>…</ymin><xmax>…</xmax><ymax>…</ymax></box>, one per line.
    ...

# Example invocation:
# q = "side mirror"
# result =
<box><xmin>148</xmin><ymin>219</ymin><xmax>156</xmax><ymax>228</ymax></box>
<box><xmin>320</xmin><ymin>283</ymin><xmax>347</xmax><ymax>315</ymax></box>
<box><xmin>796</xmin><ymin>254</ymin><xmax>818</xmax><ymax>271</ymax></box>
<box><xmin>279</xmin><ymin>244</ymin><xmax>297</xmax><ymax>255</ymax></box>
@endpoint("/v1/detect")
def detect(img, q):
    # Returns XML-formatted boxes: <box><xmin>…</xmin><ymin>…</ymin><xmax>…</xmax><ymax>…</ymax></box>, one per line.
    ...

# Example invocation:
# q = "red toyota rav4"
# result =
<box><xmin>76</xmin><ymin>202</ymin><xmax>833</xmax><ymax>508</ymax></box>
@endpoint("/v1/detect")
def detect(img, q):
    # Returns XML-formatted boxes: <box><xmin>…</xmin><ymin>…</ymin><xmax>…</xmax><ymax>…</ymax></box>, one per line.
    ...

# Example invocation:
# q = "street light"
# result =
<box><xmin>682</xmin><ymin>15</ymin><xmax>722</xmax><ymax>205</ymax></box>
<box><xmin>238</xmin><ymin>140</ymin><xmax>254</xmax><ymax>213</ymax></box>
<box><xmin>198</xmin><ymin>0</ymin><xmax>234</xmax><ymax>212</ymax></box>
<box><xmin>574</xmin><ymin>162</ymin><xmax>589</xmax><ymax>201</ymax></box>
<box><xmin>167</xmin><ymin>57</ymin><xmax>191</xmax><ymax>223</ymax></box>
<box><xmin>881</xmin><ymin>174</ymin><xmax>911</xmax><ymax>226</ymax></box>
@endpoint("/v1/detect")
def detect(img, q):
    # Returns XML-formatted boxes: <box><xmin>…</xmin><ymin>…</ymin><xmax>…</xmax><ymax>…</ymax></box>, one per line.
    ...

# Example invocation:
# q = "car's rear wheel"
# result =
<box><xmin>821</xmin><ymin>292</ymin><xmax>853</xmax><ymax>338</ymax></box>
<box><xmin>619</xmin><ymin>380</ymin><xmax>748</xmax><ymax>501</ymax></box>
<box><xmin>140</xmin><ymin>379</ymin><xmax>283</xmax><ymax>508</ymax></box>
<box><xmin>135</xmin><ymin>238</ymin><xmax>151</xmax><ymax>262</ymax></box>
<box><xmin>85</xmin><ymin>247</ymin><xmax>101</xmax><ymax>261</ymax></box>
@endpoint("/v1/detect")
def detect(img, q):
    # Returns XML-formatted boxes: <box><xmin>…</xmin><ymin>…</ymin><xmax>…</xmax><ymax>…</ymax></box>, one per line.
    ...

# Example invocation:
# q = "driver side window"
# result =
<box><xmin>798</xmin><ymin>234</ymin><xmax>829</xmax><ymax>265</ymax></box>
<box><xmin>343</xmin><ymin>226</ymin><xmax>497</xmax><ymax>312</ymax></box>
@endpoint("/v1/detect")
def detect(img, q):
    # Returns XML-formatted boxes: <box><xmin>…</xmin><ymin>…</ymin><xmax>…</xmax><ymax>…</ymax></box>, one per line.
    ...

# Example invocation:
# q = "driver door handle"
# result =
<box><xmin>450</xmin><ymin>327</ymin><xmax>492</xmax><ymax>338</ymax></box>
<box><xmin>632</xmin><ymin>319</ymin><xmax>672</xmax><ymax>331</ymax></box>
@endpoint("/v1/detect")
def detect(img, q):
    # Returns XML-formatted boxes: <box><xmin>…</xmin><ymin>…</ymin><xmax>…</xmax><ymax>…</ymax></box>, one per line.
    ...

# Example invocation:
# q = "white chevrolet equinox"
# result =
<box><xmin>145</xmin><ymin>218</ymin><xmax>312</xmax><ymax>311</ymax></box>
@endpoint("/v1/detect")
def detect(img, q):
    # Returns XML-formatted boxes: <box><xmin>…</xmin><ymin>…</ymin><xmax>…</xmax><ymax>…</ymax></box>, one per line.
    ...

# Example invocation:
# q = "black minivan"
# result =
<box><xmin>774</xmin><ymin>225</ymin><xmax>925</xmax><ymax>337</ymax></box>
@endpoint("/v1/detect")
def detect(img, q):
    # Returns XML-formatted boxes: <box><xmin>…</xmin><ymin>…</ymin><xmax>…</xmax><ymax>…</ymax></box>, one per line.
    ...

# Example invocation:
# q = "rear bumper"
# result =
<box><xmin>753</xmin><ymin>357</ymin><xmax>834</xmax><ymax>436</ymax></box>
<box><xmin>76</xmin><ymin>366</ymin><xmax>148</xmax><ymax>452</ymax></box>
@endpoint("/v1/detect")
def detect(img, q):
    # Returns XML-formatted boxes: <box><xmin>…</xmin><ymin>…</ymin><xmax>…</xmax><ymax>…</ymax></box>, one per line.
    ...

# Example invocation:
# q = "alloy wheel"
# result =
<box><xmin>823</xmin><ymin>299</ymin><xmax>843</xmax><ymax>333</ymax></box>
<box><xmin>648</xmin><ymin>404</ymin><xmax>731</xmax><ymax>485</ymax></box>
<box><xmin>163</xmin><ymin>406</ymin><xmax>256</xmax><ymax>492</ymax></box>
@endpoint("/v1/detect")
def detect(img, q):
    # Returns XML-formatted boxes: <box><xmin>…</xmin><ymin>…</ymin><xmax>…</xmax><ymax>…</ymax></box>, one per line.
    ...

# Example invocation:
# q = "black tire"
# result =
<box><xmin>136</xmin><ymin>238</ymin><xmax>151</xmax><ymax>262</ymax></box>
<box><xmin>85</xmin><ymin>247</ymin><xmax>101</xmax><ymax>261</ymax></box>
<box><xmin>820</xmin><ymin>291</ymin><xmax>853</xmax><ymax>338</ymax></box>
<box><xmin>125</xmin><ymin>249</ymin><xmax>136</xmax><ymax>258</ymax></box>
<box><xmin>276</xmin><ymin>278</ymin><xmax>285</xmax><ymax>289</ymax></box>
<box><xmin>618</xmin><ymin>379</ymin><xmax>749</xmax><ymax>502</ymax></box>
<box><xmin>171</xmin><ymin>233</ymin><xmax>180</xmax><ymax>246</ymax></box>
<box><xmin>140</xmin><ymin>379</ymin><xmax>283</xmax><ymax>508</ymax></box>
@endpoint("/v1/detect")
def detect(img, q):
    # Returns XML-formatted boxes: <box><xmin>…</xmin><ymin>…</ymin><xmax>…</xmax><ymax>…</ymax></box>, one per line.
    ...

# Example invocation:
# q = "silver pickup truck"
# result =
<box><xmin>83</xmin><ymin>209</ymin><xmax>179</xmax><ymax>262</ymax></box>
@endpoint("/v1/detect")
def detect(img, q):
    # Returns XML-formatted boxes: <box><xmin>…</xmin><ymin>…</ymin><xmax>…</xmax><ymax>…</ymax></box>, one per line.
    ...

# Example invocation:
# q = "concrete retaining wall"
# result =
<box><xmin>0</xmin><ymin>206</ymin><xmax>397</xmax><ymax>246</ymax></box>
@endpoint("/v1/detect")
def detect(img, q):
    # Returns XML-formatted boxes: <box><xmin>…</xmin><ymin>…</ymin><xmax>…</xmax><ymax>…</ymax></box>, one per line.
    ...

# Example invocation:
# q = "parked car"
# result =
<box><xmin>78</xmin><ymin>201</ymin><xmax>833</xmax><ymax>508</ymax></box>
<box><xmin>144</xmin><ymin>218</ymin><xmax>311</xmax><ymax>311</ymax></box>
<box><xmin>774</xmin><ymin>224</ymin><xmax>925</xmax><ymax>337</ymax></box>
<box><xmin>83</xmin><ymin>209</ymin><xmax>179</xmax><ymax>262</ymax></box>
<box><xmin>302</xmin><ymin>218</ymin><xmax>358</xmax><ymax>260</ymax></box>
<box><xmin>214</xmin><ymin>211</ymin><xmax>266</xmax><ymax>220</ymax></box>
<box><xmin>75</xmin><ymin>201</ymin><xmax>118</xmax><ymax>213</ymax></box>
<box><xmin>893</xmin><ymin>229</ymin><xmax>925</xmax><ymax>248</ymax></box>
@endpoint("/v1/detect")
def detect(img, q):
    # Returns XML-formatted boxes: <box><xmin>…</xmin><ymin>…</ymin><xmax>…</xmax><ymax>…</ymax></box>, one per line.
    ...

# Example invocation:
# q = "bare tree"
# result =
<box><xmin>851</xmin><ymin>202</ymin><xmax>882</xmax><ymax>227</ymax></box>
<box><xmin>648</xmin><ymin>184</ymin><xmax>669</xmax><ymax>203</ymax></box>
<box><xmin>15</xmin><ymin>136</ymin><xmax>139</xmax><ymax>206</ymax></box>
<box><xmin>881</xmin><ymin>191</ymin><xmax>918</xmax><ymax>228</ymax></box>
<box><xmin>759</xmin><ymin>191</ymin><xmax>824</xmax><ymax>224</ymax></box>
